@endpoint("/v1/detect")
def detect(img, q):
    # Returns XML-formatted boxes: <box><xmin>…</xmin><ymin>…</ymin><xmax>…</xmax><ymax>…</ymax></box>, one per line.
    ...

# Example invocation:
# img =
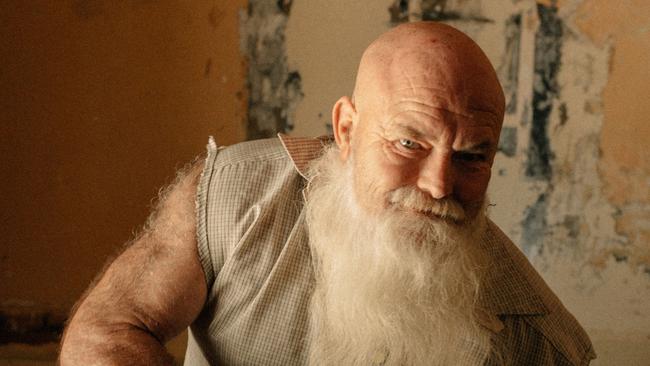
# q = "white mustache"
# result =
<box><xmin>387</xmin><ymin>187</ymin><xmax>467</xmax><ymax>222</ymax></box>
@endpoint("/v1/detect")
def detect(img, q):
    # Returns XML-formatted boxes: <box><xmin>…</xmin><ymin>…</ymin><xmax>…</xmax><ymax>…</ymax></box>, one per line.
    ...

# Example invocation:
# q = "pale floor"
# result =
<box><xmin>0</xmin><ymin>331</ymin><xmax>188</xmax><ymax>365</ymax></box>
<box><xmin>2</xmin><ymin>330</ymin><xmax>649</xmax><ymax>365</ymax></box>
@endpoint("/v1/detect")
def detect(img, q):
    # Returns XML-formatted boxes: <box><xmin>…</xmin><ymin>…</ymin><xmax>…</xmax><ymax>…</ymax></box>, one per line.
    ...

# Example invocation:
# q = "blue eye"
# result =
<box><xmin>399</xmin><ymin>139</ymin><xmax>420</xmax><ymax>150</ymax></box>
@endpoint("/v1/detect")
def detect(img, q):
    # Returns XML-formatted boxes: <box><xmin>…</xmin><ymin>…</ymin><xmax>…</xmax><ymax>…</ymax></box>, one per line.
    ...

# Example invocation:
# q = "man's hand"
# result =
<box><xmin>59</xmin><ymin>159</ymin><xmax>208</xmax><ymax>365</ymax></box>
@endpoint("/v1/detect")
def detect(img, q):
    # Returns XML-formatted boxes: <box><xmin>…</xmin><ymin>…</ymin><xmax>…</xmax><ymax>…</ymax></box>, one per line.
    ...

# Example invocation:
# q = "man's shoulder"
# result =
<box><xmin>208</xmin><ymin>134</ymin><xmax>332</xmax><ymax>173</ymax></box>
<box><xmin>200</xmin><ymin>136</ymin><xmax>302</xmax><ymax>201</ymax></box>
<box><xmin>484</xmin><ymin>221</ymin><xmax>596</xmax><ymax>365</ymax></box>
<box><xmin>213</xmin><ymin>136</ymin><xmax>289</xmax><ymax>167</ymax></box>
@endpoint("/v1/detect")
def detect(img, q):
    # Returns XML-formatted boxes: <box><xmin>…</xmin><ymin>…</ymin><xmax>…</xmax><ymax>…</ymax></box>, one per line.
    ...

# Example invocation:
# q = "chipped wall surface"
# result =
<box><xmin>241</xmin><ymin>0</ymin><xmax>303</xmax><ymax>139</ymax></box>
<box><xmin>284</xmin><ymin>0</ymin><xmax>650</xmax><ymax>364</ymax></box>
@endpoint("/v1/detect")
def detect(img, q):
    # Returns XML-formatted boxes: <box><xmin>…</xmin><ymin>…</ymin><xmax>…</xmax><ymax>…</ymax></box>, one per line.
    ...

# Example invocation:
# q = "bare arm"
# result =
<box><xmin>60</xmin><ymin>159</ymin><xmax>208</xmax><ymax>365</ymax></box>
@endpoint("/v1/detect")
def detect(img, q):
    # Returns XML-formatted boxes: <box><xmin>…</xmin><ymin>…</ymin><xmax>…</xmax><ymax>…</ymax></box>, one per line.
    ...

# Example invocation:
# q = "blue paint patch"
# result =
<box><xmin>388</xmin><ymin>0</ymin><xmax>409</xmax><ymax>24</ymax></box>
<box><xmin>526</xmin><ymin>3</ymin><xmax>562</xmax><ymax>180</ymax></box>
<box><xmin>503</xmin><ymin>14</ymin><xmax>522</xmax><ymax>115</ymax></box>
<box><xmin>520</xmin><ymin>4</ymin><xmax>564</xmax><ymax>257</ymax></box>
<box><xmin>498</xmin><ymin>127</ymin><xmax>518</xmax><ymax>157</ymax></box>
<box><xmin>421</xmin><ymin>0</ymin><xmax>493</xmax><ymax>23</ymax></box>
<box><xmin>522</xmin><ymin>193</ymin><xmax>548</xmax><ymax>257</ymax></box>
<box><xmin>282</xmin><ymin>71</ymin><xmax>303</xmax><ymax>132</ymax></box>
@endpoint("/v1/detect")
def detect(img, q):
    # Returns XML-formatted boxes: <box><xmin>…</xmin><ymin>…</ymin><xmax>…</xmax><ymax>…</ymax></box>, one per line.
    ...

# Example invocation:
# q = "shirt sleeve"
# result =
<box><xmin>195</xmin><ymin>136</ymin><xmax>220</xmax><ymax>290</ymax></box>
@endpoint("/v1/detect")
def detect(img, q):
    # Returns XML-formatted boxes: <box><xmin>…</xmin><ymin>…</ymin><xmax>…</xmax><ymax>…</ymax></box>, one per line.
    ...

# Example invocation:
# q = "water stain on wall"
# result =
<box><xmin>241</xmin><ymin>0</ymin><xmax>303</xmax><ymax>139</ymax></box>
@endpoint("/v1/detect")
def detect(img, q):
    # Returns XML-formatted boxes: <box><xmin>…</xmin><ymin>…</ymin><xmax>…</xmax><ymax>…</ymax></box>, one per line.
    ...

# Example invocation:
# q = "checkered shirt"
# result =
<box><xmin>183</xmin><ymin>135</ymin><xmax>596</xmax><ymax>366</ymax></box>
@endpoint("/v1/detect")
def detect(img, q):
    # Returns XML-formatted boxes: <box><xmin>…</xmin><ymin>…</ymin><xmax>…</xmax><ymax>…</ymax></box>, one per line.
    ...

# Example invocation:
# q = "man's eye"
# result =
<box><xmin>398</xmin><ymin>139</ymin><xmax>421</xmax><ymax>150</ymax></box>
<box><xmin>454</xmin><ymin>152</ymin><xmax>486</xmax><ymax>162</ymax></box>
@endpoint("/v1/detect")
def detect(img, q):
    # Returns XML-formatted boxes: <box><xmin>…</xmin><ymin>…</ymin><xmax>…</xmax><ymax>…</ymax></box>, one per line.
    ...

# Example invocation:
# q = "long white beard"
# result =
<box><xmin>304</xmin><ymin>147</ymin><xmax>494</xmax><ymax>366</ymax></box>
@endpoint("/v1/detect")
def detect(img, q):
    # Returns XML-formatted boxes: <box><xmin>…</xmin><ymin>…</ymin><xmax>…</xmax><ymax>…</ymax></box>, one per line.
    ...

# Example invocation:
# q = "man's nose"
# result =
<box><xmin>416</xmin><ymin>153</ymin><xmax>454</xmax><ymax>199</ymax></box>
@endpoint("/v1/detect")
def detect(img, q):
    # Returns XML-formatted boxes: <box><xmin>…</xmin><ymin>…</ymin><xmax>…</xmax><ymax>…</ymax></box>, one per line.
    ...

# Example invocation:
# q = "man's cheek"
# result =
<box><xmin>455</xmin><ymin>176</ymin><xmax>490</xmax><ymax>205</ymax></box>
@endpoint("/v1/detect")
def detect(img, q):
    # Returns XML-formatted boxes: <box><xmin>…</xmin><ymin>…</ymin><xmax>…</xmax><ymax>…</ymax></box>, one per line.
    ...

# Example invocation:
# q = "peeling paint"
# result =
<box><xmin>501</xmin><ymin>14</ymin><xmax>522</xmax><ymax>114</ymax></box>
<box><xmin>522</xmin><ymin>193</ymin><xmax>548</xmax><ymax>257</ymax></box>
<box><xmin>560</xmin><ymin>214</ymin><xmax>580</xmax><ymax>239</ymax></box>
<box><xmin>558</xmin><ymin>102</ymin><xmax>568</xmax><ymax>126</ymax></box>
<box><xmin>421</xmin><ymin>0</ymin><xmax>449</xmax><ymax>20</ymax></box>
<box><xmin>420</xmin><ymin>0</ymin><xmax>493</xmax><ymax>23</ymax></box>
<box><xmin>574</xmin><ymin>0</ymin><xmax>650</xmax><ymax>277</ymax></box>
<box><xmin>277</xmin><ymin>0</ymin><xmax>292</xmax><ymax>15</ymax></box>
<box><xmin>389</xmin><ymin>0</ymin><xmax>410</xmax><ymax>24</ymax></box>
<box><xmin>240</xmin><ymin>0</ymin><xmax>303</xmax><ymax>139</ymax></box>
<box><xmin>526</xmin><ymin>3</ymin><xmax>561</xmax><ymax>180</ymax></box>
<box><xmin>520</xmin><ymin>4</ymin><xmax>564</xmax><ymax>257</ymax></box>
<box><xmin>498</xmin><ymin>126</ymin><xmax>517</xmax><ymax>157</ymax></box>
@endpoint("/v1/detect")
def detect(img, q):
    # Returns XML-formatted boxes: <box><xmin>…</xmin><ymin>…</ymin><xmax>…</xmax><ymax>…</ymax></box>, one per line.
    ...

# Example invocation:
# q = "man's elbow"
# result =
<box><xmin>59</xmin><ymin>300</ymin><xmax>110</xmax><ymax>363</ymax></box>
<box><xmin>60</xmin><ymin>298</ymin><xmax>177</xmax><ymax>365</ymax></box>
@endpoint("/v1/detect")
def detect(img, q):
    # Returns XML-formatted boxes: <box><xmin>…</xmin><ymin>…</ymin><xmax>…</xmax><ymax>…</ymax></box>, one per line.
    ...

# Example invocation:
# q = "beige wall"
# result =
<box><xmin>0</xmin><ymin>1</ymin><xmax>246</xmax><ymax>363</ymax></box>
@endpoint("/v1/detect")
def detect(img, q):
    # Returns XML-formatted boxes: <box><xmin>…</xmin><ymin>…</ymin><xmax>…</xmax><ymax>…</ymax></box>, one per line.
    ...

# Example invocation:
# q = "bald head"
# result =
<box><xmin>353</xmin><ymin>22</ymin><xmax>505</xmax><ymax>124</ymax></box>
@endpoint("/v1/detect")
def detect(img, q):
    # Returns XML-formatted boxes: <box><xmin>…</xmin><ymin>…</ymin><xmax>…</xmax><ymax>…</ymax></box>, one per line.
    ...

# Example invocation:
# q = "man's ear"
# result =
<box><xmin>332</xmin><ymin>96</ymin><xmax>356</xmax><ymax>161</ymax></box>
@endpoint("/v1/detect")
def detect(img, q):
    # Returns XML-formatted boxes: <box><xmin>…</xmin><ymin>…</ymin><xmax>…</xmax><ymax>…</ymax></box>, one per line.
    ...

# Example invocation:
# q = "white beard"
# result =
<box><xmin>304</xmin><ymin>147</ymin><xmax>494</xmax><ymax>366</ymax></box>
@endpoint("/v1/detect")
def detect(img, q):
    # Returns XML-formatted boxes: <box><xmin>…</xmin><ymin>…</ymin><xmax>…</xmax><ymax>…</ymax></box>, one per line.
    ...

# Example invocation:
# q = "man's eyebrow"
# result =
<box><xmin>389</xmin><ymin>123</ymin><xmax>496</xmax><ymax>151</ymax></box>
<box><xmin>462</xmin><ymin>141</ymin><xmax>493</xmax><ymax>152</ymax></box>
<box><xmin>390</xmin><ymin>123</ymin><xmax>427</xmax><ymax>139</ymax></box>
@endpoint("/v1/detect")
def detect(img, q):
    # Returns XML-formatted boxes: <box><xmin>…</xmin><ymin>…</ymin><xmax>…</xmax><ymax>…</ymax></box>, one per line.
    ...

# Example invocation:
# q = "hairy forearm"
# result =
<box><xmin>60</xmin><ymin>313</ymin><xmax>176</xmax><ymax>366</ymax></box>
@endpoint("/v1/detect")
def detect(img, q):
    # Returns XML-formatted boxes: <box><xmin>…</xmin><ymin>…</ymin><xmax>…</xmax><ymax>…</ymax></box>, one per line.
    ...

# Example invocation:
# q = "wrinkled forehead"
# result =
<box><xmin>353</xmin><ymin>25</ymin><xmax>506</xmax><ymax>135</ymax></box>
<box><xmin>381</xmin><ymin>47</ymin><xmax>503</xmax><ymax>116</ymax></box>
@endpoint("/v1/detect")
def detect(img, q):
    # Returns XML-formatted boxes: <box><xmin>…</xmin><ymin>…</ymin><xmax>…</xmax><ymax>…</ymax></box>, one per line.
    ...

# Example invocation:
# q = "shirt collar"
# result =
<box><xmin>277</xmin><ymin>133</ymin><xmax>549</xmax><ymax>321</ymax></box>
<box><xmin>278</xmin><ymin>133</ymin><xmax>333</xmax><ymax>180</ymax></box>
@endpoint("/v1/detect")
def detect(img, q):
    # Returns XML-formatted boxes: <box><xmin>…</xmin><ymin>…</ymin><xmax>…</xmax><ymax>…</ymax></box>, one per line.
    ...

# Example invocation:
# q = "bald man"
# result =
<box><xmin>60</xmin><ymin>22</ymin><xmax>595</xmax><ymax>366</ymax></box>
